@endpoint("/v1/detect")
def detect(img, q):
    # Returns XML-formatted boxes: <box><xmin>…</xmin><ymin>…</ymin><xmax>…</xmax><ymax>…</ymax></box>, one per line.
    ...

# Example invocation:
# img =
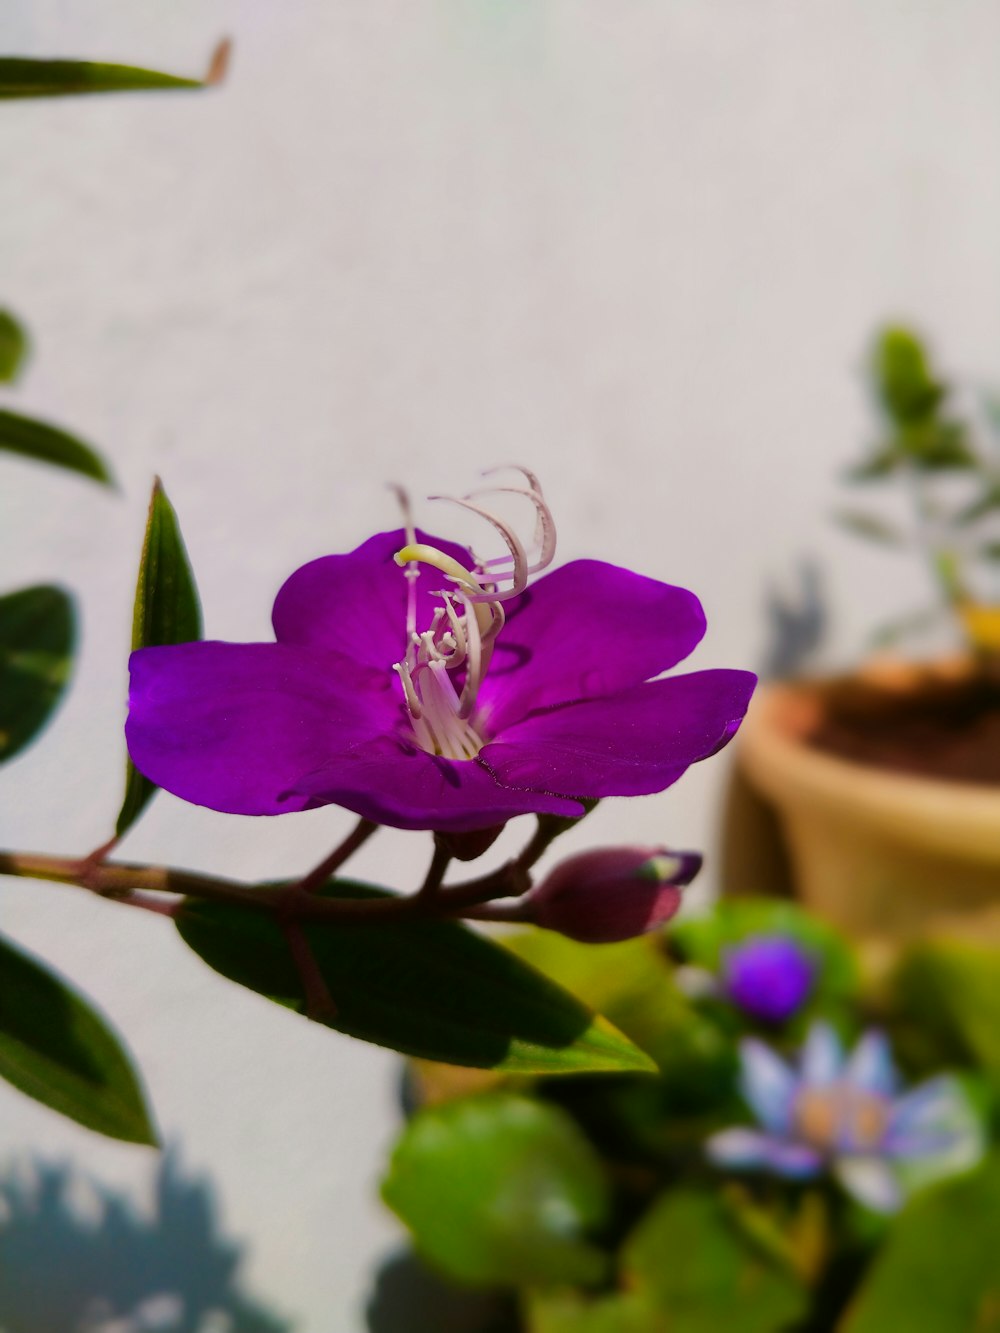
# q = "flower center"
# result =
<box><xmin>390</xmin><ymin>469</ymin><xmax>555</xmax><ymax>760</ymax></box>
<box><xmin>794</xmin><ymin>1083</ymin><xmax>889</xmax><ymax>1155</ymax></box>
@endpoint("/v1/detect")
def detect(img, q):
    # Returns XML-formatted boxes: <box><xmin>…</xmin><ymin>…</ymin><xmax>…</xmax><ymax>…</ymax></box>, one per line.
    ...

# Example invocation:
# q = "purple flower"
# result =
<box><xmin>721</xmin><ymin>935</ymin><xmax>816</xmax><ymax>1024</ymax></box>
<box><xmin>126</xmin><ymin>479</ymin><xmax>755</xmax><ymax>833</ymax></box>
<box><xmin>524</xmin><ymin>846</ymin><xmax>702</xmax><ymax>943</ymax></box>
<box><xmin>707</xmin><ymin>1022</ymin><xmax>984</xmax><ymax>1213</ymax></box>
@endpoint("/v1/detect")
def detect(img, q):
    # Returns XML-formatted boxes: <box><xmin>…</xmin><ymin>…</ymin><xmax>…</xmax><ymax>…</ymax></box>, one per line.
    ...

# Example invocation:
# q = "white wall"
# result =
<box><xmin>3</xmin><ymin>2</ymin><xmax>1000</xmax><ymax>1327</ymax></box>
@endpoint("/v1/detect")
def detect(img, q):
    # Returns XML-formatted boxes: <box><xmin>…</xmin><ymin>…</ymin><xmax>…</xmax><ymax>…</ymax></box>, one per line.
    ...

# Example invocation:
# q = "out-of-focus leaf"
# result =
<box><xmin>0</xmin><ymin>309</ymin><xmax>29</xmax><ymax>382</ymax></box>
<box><xmin>176</xmin><ymin>883</ymin><xmax>656</xmax><ymax>1075</ymax></box>
<box><xmin>868</xmin><ymin>605</ymin><xmax>944</xmax><ymax>650</ymax></box>
<box><xmin>956</xmin><ymin>481</ymin><xmax>1000</xmax><ymax>525</ymax></box>
<box><xmin>382</xmin><ymin>1093</ymin><xmax>610</xmax><ymax>1288</ymax></box>
<box><xmin>872</xmin><ymin>327</ymin><xmax>945</xmax><ymax>426</ymax></box>
<box><xmin>0</xmin><ymin>407</ymin><xmax>113</xmax><ymax>485</ymax></box>
<box><xmin>501</xmin><ymin>930</ymin><xmax>738</xmax><ymax>1156</ymax></box>
<box><xmin>0</xmin><ymin>932</ymin><xmax>157</xmax><ymax>1144</ymax></box>
<box><xmin>0</xmin><ymin>584</ymin><xmax>74</xmax><ymax>763</ymax></box>
<box><xmin>116</xmin><ymin>478</ymin><xmax>202</xmax><ymax>838</ymax></box>
<box><xmin>841</xmin><ymin>1155</ymin><xmax>1000</xmax><ymax>1333</ymax></box>
<box><xmin>900</xmin><ymin>419</ymin><xmax>977</xmax><ymax>471</ymax></box>
<box><xmin>0</xmin><ymin>43</ymin><xmax>230</xmax><ymax>99</ymax></box>
<box><xmin>892</xmin><ymin>937</ymin><xmax>1000</xmax><ymax>1074</ymax></box>
<box><xmin>832</xmin><ymin>509</ymin><xmax>907</xmax><ymax>546</ymax></box>
<box><xmin>620</xmin><ymin>1189</ymin><xmax>808</xmax><ymax>1333</ymax></box>
<box><xmin>845</xmin><ymin>446</ymin><xmax>904</xmax><ymax>482</ymax></box>
<box><xmin>526</xmin><ymin>1292</ymin><xmax>660</xmax><ymax>1333</ymax></box>
<box><xmin>977</xmin><ymin>542</ymin><xmax>1000</xmax><ymax>562</ymax></box>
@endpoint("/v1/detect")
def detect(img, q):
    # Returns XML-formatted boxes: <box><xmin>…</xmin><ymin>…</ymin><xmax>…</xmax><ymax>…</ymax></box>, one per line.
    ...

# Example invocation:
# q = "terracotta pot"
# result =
<box><xmin>724</xmin><ymin>675</ymin><xmax>1000</xmax><ymax>940</ymax></box>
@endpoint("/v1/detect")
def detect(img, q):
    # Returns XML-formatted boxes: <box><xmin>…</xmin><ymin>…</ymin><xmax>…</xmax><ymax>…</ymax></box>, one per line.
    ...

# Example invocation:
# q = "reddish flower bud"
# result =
<box><xmin>525</xmin><ymin>846</ymin><xmax>701</xmax><ymax>943</ymax></box>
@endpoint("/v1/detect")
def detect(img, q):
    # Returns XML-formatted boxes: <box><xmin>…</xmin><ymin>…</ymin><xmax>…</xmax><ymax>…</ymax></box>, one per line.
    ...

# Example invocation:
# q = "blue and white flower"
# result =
<box><xmin>707</xmin><ymin>1021</ymin><xmax>984</xmax><ymax>1212</ymax></box>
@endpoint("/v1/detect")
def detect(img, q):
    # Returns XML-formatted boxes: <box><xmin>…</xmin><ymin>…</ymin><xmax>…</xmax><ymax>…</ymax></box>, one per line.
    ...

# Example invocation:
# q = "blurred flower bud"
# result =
<box><xmin>721</xmin><ymin>934</ymin><xmax>815</xmax><ymax>1024</ymax></box>
<box><xmin>525</xmin><ymin>846</ymin><xmax>701</xmax><ymax>943</ymax></box>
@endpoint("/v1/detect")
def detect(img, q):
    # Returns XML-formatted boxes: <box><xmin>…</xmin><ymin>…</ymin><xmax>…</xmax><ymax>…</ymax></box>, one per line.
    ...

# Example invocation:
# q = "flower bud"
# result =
<box><xmin>721</xmin><ymin>934</ymin><xmax>815</xmax><ymax>1024</ymax></box>
<box><xmin>525</xmin><ymin>846</ymin><xmax>701</xmax><ymax>943</ymax></box>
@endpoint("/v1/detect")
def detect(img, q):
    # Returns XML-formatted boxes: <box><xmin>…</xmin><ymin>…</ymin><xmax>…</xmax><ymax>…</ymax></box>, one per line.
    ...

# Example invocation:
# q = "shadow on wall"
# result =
<box><xmin>366</xmin><ymin>1249</ymin><xmax>519</xmax><ymax>1333</ymax></box>
<box><xmin>0</xmin><ymin>1149</ymin><xmax>292</xmax><ymax>1333</ymax></box>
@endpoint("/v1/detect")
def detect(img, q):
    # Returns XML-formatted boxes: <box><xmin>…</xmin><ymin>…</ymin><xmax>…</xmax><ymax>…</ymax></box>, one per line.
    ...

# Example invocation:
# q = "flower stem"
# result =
<box><xmin>0</xmin><ymin>847</ymin><xmax>531</xmax><ymax>925</ymax></box>
<box><xmin>294</xmin><ymin>818</ymin><xmax>379</xmax><ymax>895</ymax></box>
<box><xmin>419</xmin><ymin>839</ymin><xmax>453</xmax><ymax>900</ymax></box>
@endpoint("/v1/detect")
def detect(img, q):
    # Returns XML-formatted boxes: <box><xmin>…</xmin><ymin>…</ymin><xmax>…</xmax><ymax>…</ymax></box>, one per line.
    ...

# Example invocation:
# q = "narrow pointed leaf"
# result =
<box><xmin>0</xmin><ymin>584</ymin><xmax>74</xmax><ymax>763</ymax></box>
<box><xmin>382</xmin><ymin>1093</ymin><xmax>610</xmax><ymax>1287</ymax></box>
<box><xmin>0</xmin><ymin>407</ymin><xmax>112</xmax><ymax>484</ymax></box>
<box><xmin>0</xmin><ymin>932</ymin><xmax>157</xmax><ymax>1144</ymax></box>
<box><xmin>0</xmin><ymin>309</ymin><xmax>28</xmax><ymax>382</ymax></box>
<box><xmin>175</xmin><ymin>882</ymin><xmax>656</xmax><ymax>1074</ymax></box>
<box><xmin>116</xmin><ymin>478</ymin><xmax>202</xmax><ymax>837</ymax></box>
<box><xmin>0</xmin><ymin>43</ymin><xmax>230</xmax><ymax>99</ymax></box>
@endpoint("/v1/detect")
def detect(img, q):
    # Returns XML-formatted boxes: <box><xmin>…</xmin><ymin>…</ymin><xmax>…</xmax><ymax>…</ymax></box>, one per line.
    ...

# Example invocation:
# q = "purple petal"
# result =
<box><xmin>845</xmin><ymin>1031</ymin><xmax>898</xmax><ymax>1100</ymax></box>
<box><xmin>479</xmin><ymin>670</ymin><xmax>756</xmax><ymax>798</ymax></box>
<box><xmin>127</xmin><ymin>641</ymin><xmax>394</xmax><ymax>816</ymax></box>
<box><xmin>475</xmin><ymin>560</ymin><xmax>708</xmax><ymax>734</ymax></box>
<box><xmin>271</xmin><ymin>529</ymin><xmax>474</xmax><ymax>672</ymax></box>
<box><xmin>800</xmin><ymin>1022</ymin><xmax>844</xmax><ymax>1087</ymax></box>
<box><xmin>738</xmin><ymin>1038</ymin><xmax>797</xmax><ymax>1136</ymax></box>
<box><xmin>707</xmin><ymin>1129</ymin><xmax>822</xmax><ymax>1179</ymax></box>
<box><xmin>286</xmin><ymin>735</ymin><xmax>585</xmax><ymax>832</ymax></box>
<box><xmin>834</xmin><ymin>1157</ymin><xmax>902</xmax><ymax>1214</ymax></box>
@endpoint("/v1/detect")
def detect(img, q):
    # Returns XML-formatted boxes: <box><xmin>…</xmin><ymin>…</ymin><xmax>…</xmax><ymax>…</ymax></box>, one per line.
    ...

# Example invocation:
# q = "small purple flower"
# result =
<box><xmin>525</xmin><ymin>846</ymin><xmax>702</xmax><ymax>943</ymax></box>
<box><xmin>126</xmin><ymin>475</ymin><xmax>755</xmax><ymax>833</ymax></box>
<box><xmin>707</xmin><ymin>1022</ymin><xmax>984</xmax><ymax>1213</ymax></box>
<box><xmin>721</xmin><ymin>935</ymin><xmax>816</xmax><ymax>1024</ymax></box>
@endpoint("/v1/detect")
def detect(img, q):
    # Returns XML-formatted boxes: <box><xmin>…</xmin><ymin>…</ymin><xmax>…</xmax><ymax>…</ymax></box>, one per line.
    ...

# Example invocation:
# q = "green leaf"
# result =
<box><xmin>0</xmin><ymin>406</ymin><xmax>113</xmax><ymax>485</ymax></box>
<box><xmin>175</xmin><ymin>883</ymin><xmax>655</xmax><ymax>1075</ymax></box>
<box><xmin>845</xmin><ymin>445</ymin><xmax>905</xmax><ymax>482</ymax></box>
<box><xmin>0</xmin><ymin>43</ymin><xmax>229</xmax><ymax>99</ymax></box>
<box><xmin>831</xmin><ymin>508</ymin><xmax>907</xmax><ymax>546</ymax></box>
<box><xmin>0</xmin><ymin>308</ymin><xmax>29</xmax><ymax>382</ymax></box>
<box><xmin>525</xmin><ymin>1293</ymin><xmax>661</xmax><ymax>1333</ymax></box>
<box><xmin>956</xmin><ymin>482</ymin><xmax>1000</xmax><ymax>525</ymax></box>
<box><xmin>116</xmin><ymin>478</ymin><xmax>202</xmax><ymax>838</ymax></box>
<box><xmin>382</xmin><ymin>1093</ymin><xmax>610</xmax><ymax>1287</ymax></box>
<box><xmin>841</xmin><ymin>1155</ymin><xmax>1000</xmax><ymax>1333</ymax></box>
<box><xmin>0</xmin><ymin>931</ymin><xmax>157</xmax><ymax>1144</ymax></box>
<box><xmin>871</xmin><ymin>327</ymin><xmax>945</xmax><ymax>427</ymax></box>
<box><xmin>893</xmin><ymin>937</ymin><xmax>1000</xmax><ymax>1074</ymax></box>
<box><xmin>620</xmin><ymin>1189</ymin><xmax>808</xmax><ymax>1333</ymax></box>
<box><xmin>0</xmin><ymin>584</ymin><xmax>74</xmax><ymax>763</ymax></box>
<box><xmin>868</xmin><ymin>605</ymin><xmax>944</xmax><ymax>650</ymax></box>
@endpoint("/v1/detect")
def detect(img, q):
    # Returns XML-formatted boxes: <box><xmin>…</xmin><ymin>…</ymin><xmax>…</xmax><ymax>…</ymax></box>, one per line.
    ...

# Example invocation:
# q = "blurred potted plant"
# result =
<box><xmin>372</xmin><ymin>898</ymin><xmax>997</xmax><ymax>1333</ymax></box>
<box><xmin>734</xmin><ymin>328</ymin><xmax>1000</xmax><ymax>939</ymax></box>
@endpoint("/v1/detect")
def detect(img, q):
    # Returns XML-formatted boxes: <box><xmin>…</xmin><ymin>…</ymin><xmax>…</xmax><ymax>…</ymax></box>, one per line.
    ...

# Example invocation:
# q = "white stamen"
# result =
<box><xmin>428</xmin><ymin>494</ymin><xmax>528</xmax><ymax>602</ymax></box>
<box><xmin>389</xmin><ymin>471</ymin><xmax>556</xmax><ymax>758</ymax></box>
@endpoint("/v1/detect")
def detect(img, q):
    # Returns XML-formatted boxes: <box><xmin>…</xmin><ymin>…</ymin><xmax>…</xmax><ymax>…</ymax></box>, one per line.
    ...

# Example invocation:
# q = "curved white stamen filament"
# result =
<box><xmin>427</xmin><ymin>495</ymin><xmax>528</xmax><ymax>602</ymax></box>
<box><xmin>389</xmin><ymin>472</ymin><xmax>554</xmax><ymax>758</ymax></box>
<box><xmin>471</xmin><ymin>486</ymin><xmax>557</xmax><ymax>574</ymax></box>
